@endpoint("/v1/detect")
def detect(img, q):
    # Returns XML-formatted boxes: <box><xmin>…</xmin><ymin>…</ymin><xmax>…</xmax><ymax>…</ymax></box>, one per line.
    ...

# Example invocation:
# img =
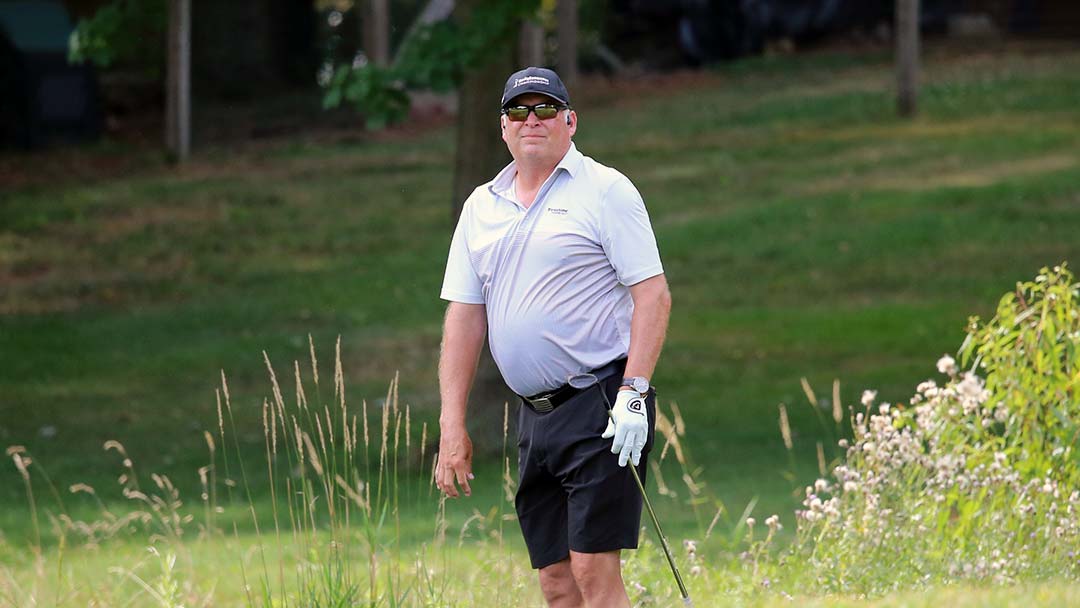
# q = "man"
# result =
<box><xmin>436</xmin><ymin>66</ymin><xmax>671</xmax><ymax>607</ymax></box>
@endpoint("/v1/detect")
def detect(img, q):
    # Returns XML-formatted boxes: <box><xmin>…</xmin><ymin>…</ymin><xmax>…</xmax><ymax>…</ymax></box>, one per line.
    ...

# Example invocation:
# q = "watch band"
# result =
<box><xmin>622</xmin><ymin>376</ymin><xmax>650</xmax><ymax>394</ymax></box>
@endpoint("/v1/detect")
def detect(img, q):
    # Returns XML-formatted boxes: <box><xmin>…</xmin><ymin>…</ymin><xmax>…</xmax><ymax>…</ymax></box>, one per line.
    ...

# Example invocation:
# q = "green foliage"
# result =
<box><xmin>788</xmin><ymin>266</ymin><xmax>1080</xmax><ymax>595</ymax></box>
<box><xmin>68</xmin><ymin>0</ymin><xmax>167</xmax><ymax>76</ymax></box>
<box><xmin>960</xmin><ymin>263</ymin><xmax>1080</xmax><ymax>481</ymax></box>
<box><xmin>321</xmin><ymin>0</ymin><xmax>541</xmax><ymax>130</ymax></box>
<box><xmin>323</xmin><ymin>62</ymin><xmax>411</xmax><ymax>130</ymax></box>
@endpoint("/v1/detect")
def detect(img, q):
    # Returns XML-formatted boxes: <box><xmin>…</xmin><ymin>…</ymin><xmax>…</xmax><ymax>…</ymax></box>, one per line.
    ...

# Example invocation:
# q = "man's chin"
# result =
<box><xmin>516</xmin><ymin>145</ymin><xmax>548</xmax><ymax>158</ymax></box>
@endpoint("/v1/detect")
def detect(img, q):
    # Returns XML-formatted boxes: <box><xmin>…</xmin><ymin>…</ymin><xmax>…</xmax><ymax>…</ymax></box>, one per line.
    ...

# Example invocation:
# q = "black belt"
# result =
<box><xmin>520</xmin><ymin>359</ymin><xmax>626</xmax><ymax>413</ymax></box>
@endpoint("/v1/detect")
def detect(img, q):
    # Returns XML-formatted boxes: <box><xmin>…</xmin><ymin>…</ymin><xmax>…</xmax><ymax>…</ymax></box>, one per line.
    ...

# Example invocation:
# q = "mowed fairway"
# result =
<box><xmin>1</xmin><ymin>44</ymin><xmax>1079</xmax><ymax>605</ymax></box>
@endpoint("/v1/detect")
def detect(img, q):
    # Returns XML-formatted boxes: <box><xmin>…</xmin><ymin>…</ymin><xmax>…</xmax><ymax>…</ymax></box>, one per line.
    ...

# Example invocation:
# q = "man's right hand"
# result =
<box><xmin>436</xmin><ymin>425</ymin><xmax>474</xmax><ymax>498</ymax></box>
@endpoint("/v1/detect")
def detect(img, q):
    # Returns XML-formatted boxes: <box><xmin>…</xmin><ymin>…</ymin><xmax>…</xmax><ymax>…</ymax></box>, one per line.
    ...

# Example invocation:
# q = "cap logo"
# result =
<box><xmin>514</xmin><ymin>76</ymin><xmax>550</xmax><ymax>88</ymax></box>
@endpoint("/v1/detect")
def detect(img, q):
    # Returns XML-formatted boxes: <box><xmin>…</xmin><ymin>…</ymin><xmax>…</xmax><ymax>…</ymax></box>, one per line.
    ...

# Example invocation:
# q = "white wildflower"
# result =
<box><xmin>317</xmin><ymin>62</ymin><xmax>334</xmax><ymax>87</ymax></box>
<box><xmin>937</xmin><ymin>354</ymin><xmax>957</xmax><ymax>376</ymax></box>
<box><xmin>956</xmin><ymin>372</ymin><xmax>988</xmax><ymax>403</ymax></box>
<box><xmin>861</xmin><ymin>390</ymin><xmax>877</xmax><ymax>407</ymax></box>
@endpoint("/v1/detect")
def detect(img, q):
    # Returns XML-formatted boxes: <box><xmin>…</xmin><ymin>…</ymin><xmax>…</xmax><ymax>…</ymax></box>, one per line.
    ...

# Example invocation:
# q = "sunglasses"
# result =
<box><xmin>502</xmin><ymin>103</ymin><xmax>569</xmax><ymax>122</ymax></box>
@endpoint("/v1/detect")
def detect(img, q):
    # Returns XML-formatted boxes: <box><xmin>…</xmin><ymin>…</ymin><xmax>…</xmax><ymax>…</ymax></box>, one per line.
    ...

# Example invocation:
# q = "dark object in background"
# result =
<box><xmin>616</xmin><ymin>0</ymin><xmax>1077</xmax><ymax>65</ymax></box>
<box><xmin>608</xmin><ymin>0</ymin><xmax>897</xmax><ymax>66</ymax></box>
<box><xmin>678</xmin><ymin>0</ymin><xmax>895</xmax><ymax>62</ymax></box>
<box><xmin>0</xmin><ymin>0</ymin><xmax>102</xmax><ymax>148</ymax></box>
<box><xmin>192</xmin><ymin>0</ymin><xmax>318</xmax><ymax>100</ymax></box>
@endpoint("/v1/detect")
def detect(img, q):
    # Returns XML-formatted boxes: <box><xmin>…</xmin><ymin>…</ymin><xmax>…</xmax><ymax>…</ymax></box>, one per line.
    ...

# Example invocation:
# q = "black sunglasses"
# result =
<box><xmin>502</xmin><ymin>103</ymin><xmax>569</xmax><ymax>122</ymax></box>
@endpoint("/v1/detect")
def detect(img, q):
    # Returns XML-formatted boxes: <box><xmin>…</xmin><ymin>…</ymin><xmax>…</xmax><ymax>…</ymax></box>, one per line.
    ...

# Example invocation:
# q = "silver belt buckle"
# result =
<box><xmin>530</xmin><ymin>395</ymin><xmax>554</xmax><ymax>413</ymax></box>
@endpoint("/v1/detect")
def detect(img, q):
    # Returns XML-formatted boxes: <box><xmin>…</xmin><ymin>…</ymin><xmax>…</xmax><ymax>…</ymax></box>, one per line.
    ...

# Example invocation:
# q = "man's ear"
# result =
<box><xmin>501</xmin><ymin>115</ymin><xmax>506</xmax><ymax>130</ymax></box>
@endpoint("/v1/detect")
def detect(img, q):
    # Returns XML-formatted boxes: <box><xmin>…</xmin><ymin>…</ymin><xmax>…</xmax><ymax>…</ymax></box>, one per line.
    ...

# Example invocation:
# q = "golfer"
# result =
<box><xmin>436</xmin><ymin>66</ymin><xmax>671</xmax><ymax>607</ymax></box>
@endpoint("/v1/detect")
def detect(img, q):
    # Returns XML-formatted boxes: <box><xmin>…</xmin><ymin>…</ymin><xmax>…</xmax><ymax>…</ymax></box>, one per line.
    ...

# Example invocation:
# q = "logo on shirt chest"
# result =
<box><xmin>547</xmin><ymin>207</ymin><xmax>568</xmax><ymax>215</ymax></box>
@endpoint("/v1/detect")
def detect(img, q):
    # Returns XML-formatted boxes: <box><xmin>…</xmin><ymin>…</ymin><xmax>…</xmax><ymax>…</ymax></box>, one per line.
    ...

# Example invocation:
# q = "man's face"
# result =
<box><xmin>501</xmin><ymin>93</ymin><xmax>576</xmax><ymax>165</ymax></box>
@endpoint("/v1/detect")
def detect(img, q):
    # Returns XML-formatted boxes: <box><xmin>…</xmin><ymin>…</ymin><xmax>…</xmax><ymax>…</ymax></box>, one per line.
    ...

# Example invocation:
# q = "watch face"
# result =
<box><xmin>631</xmin><ymin>377</ymin><xmax>649</xmax><ymax>393</ymax></box>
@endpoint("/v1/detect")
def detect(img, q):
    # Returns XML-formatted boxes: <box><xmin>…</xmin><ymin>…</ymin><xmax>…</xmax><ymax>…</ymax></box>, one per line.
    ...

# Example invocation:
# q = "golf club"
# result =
<box><xmin>567</xmin><ymin>372</ymin><xmax>692</xmax><ymax>606</ymax></box>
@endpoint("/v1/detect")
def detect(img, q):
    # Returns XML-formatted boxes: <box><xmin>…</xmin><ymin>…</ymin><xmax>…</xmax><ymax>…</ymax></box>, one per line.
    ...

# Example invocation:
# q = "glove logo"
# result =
<box><xmin>628</xmin><ymin>399</ymin><xmax>643</xmax><ymax>413</ymax></box>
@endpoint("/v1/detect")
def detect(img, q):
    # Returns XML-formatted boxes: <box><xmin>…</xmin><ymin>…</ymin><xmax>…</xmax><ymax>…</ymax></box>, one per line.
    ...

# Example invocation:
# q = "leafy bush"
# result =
<box><xmin>320</xmin><ymin>1</ymin><xmax>540</xmax><ymax>130</ymax></box>
<box><xmin>68</xmin><ymin>0</ymin><xmax>167</xmax><ymax>76</ymax></box>
<box><xmin>790</xmin><ymin>264</ymin><xmax>1080</xmax><ymax>594</ymax></box>
<box><xmin>960</xmin><ymin>264</ymin><xmax>1080</xmax><ymax>478</ymax></box>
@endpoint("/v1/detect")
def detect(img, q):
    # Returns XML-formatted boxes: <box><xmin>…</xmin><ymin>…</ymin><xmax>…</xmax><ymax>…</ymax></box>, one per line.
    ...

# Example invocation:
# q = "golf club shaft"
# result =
<box><xmin>620</xmin><ymin>418</ymin><xmax>692</xmax><ymax>604</ymax></box>
<box><xmin>597</xmin><ymin>384</ymin><xmax>691</xmax><ymax>604</ymax></box>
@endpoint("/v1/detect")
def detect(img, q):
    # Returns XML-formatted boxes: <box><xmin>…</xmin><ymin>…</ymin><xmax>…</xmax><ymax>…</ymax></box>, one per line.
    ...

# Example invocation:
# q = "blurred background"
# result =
<box><xmin>1</xmin><ymin>0</ymin><xmax>1079</xmax><ymax>572</ymax></box>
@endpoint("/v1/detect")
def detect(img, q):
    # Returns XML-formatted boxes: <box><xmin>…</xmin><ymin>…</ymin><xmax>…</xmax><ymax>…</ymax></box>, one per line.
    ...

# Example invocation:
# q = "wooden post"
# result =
<box><xmin>896</xmin><ymin>0</ymin><xmax>920</xmax><ymax>117</ymax></box>
<box><xmin>520</xmin><ymin>20</ymin><xmax>544</xmax><ymax>67</ymax></box>
<box><xmin>556</xmin><ymin>0</ymin><xmax>578</xmax><ymax>86</ymax></box>
<box><xmin>367</xmin><ymin>0</ymin><xmax>391</xmax><ymax>66</ymax></box>
<box><xmin>166</xmin><ymin>0</ymin><xmax>191</xmax><ymax>161</ymax></box>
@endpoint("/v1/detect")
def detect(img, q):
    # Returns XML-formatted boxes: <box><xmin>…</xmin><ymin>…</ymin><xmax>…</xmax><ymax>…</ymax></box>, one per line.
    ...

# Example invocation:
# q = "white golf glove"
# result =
<box><xmin>602</xmin><ymin>389</ymin><xmax>648</xmax><ymax>467</ymax></box>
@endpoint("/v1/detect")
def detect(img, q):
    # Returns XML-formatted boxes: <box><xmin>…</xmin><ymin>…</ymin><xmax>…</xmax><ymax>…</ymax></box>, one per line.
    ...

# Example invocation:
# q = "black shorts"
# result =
<box><xmin>515</xmin><ymin>371</ymin><xmax>656</xmax><ymax>569</ymax></box>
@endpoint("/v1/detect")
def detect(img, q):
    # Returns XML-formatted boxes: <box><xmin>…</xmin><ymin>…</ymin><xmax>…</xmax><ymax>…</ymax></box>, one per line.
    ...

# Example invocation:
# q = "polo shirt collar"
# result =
<box><xmin>557</xmin><ymin>142</ymin><xmax>583</xmax><ymax>177</ymax></box>
<box><xmin>489</xmin><ymin>142</ymin><xmax>583</xmax><ymax>200</ymax></box>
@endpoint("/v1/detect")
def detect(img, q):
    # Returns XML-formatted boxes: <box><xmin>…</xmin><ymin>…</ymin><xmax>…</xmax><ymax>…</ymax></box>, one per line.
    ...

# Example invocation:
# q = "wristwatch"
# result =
<box><xmin>622</xmin><ymin>376</ymin><xmax>650</xmax><ymax>394</ymax></box>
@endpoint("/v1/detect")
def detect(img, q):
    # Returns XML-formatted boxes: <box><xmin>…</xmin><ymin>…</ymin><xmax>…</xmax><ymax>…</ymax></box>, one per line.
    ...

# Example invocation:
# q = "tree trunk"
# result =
<box><xmin>520</xmin><ymin>20</ymin><xmax>544</xmax><ymax>67</ymax></box>
<box><xmin>451</xmin><ymin>43</ymin><xmax>513</xmax><ymax>218</ymax></box>
<box><xmin>556</xmin><ymin>0</ymin><xmax>578</xmax><ymax>87</ymax></box>
<box><xmin>366</xmin><ymin>0</ymin><xmax>391</xmax><ymax>66</ymax></box>
<box><xmin>166</xmin><ymin>0</ymin><xmax>191</xmax><ymax>161</ymax></box>
<box><xmin>896</xmin><ymin>0</ymin><xmax>920</xmax><ymax>117</ymax></box>
<box><xmin>450</xmin><ymin>0</ymin><xmax>518</xmax><ymax>454</ymax></box>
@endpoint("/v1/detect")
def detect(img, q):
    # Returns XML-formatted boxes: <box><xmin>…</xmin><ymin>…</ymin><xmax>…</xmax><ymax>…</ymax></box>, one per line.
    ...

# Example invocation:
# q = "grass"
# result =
<box><xmin>2</xmin><ymin>42</ymin><xmax>1080</xmax><ymax>604</ymax></box>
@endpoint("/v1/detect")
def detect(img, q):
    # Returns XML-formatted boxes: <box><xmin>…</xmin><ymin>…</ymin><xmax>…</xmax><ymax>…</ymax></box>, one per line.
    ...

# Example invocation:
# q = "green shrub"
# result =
<box><xmin>789</xmin><ymin>264</ymin><xmax>1080</xmax><ymax>594</ymax></box>
<box><xmin>960</xmin><ymin>264</ymin><xmax>1080</xmax><ymax>482</ymax></box>
<box><xmin>68</xmin><ymin>0</ymin><xmax>167</xmax><ymax>77</ymax></box>
<box><xmin>320</xmin><ymin>1</ymin><xmax>539</xmax><ymax>130</ymax></box>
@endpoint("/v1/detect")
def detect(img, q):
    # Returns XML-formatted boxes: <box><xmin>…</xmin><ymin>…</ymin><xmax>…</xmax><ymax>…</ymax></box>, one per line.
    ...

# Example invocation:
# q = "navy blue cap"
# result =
<box><xmin>501</xmin><ymin>67</ymin><xmax>571</xmax><ymax>109</ymax></box>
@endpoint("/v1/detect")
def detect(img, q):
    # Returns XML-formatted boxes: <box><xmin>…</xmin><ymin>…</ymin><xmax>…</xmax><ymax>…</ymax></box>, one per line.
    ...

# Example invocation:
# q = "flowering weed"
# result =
<box><xmin>788</xmin><ymin>265</ymin><xmax>1080</xmax><ymax>594</ymax></box>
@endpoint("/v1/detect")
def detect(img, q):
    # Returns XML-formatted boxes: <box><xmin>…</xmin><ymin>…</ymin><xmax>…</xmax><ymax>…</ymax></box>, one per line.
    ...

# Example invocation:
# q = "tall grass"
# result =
<box><xmin>5</xmin><ymin>264</ymin><xmax>1080</xmax><ymax>605</ymax></box>
<box><xmin>0</xmin><ymin>336</ymin><xmax>737</xmax><ymax>606</ymax></box>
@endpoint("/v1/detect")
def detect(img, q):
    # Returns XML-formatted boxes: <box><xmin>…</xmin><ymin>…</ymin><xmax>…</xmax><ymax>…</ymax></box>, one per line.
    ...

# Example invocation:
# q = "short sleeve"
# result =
<box><xmin>440</xmin><ymin>207</ymin><xmax>485</xmax><ymax>304</ymax></box>
<box><xmin>599</xmin><ymin>177</ymin><xmax>664</xmax><ymax>286</ymax></box>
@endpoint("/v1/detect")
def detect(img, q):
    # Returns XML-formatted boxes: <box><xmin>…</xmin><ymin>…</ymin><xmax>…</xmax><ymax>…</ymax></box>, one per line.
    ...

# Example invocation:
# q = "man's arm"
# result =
<box><xmin>436</xmin><ymin>301</ymin><xmax>487</xmax><ymax>498</ymax></box>
<box><xmin>603</xmin><ymin>273</ymin><xmax>671</xmax><ymax>466</ymax></box>
<box><xmin>621</xmin><ymin>274</ymin><xmax>672</xmax><ymax>388</ymax></box>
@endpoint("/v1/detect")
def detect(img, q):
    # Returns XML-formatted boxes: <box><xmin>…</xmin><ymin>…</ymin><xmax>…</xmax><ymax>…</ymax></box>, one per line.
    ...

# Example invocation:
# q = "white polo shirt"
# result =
<box><xmin>440</xmin><ymin>143</ymin><xmax>664</xmax><ymax>397</ymax></box>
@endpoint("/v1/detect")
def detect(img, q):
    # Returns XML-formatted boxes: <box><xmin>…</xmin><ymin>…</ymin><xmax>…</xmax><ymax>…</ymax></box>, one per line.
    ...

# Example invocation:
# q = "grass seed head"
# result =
<box><xmin>832</xmin><ymin>379</ymin><xmax>843</xmax><ymax>424</ymax></box>
<box><xmin>779</xmin><ymin>404</ymin><xmax>793</xmax><ymax>450</ymax></box>
<box><xmin>309</xmin><ymin>334</ymin><xmax>319</xmax><ymax>386</ymax></box>
<box><xmin>801</xmin><ymin>377</ymin><xmax>818</xmax><ymax>407</ymax></box>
